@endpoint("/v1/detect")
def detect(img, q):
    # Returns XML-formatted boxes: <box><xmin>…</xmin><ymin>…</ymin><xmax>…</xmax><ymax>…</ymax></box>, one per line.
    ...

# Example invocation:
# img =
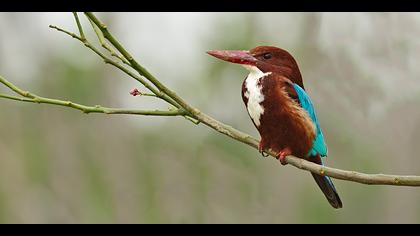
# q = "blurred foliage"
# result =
<box><xmin>0</xmin><ymin>12</ymin><xmax>420</xmax><ymax>223</ymax></box>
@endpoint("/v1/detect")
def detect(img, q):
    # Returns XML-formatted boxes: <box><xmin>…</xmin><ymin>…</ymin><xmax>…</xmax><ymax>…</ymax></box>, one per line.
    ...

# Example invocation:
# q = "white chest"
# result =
<box><xmin>243</xmin><ymin>66</ymin><xmax>271</xmax><ymax>127</ymax></box>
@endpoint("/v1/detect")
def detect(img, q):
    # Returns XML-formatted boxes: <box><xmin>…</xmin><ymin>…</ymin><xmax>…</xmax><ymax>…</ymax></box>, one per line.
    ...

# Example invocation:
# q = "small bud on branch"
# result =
<box><xmin>129</xmin><ymin>88</ymin><xmax>141</xmax><ymax>96</ymax></box>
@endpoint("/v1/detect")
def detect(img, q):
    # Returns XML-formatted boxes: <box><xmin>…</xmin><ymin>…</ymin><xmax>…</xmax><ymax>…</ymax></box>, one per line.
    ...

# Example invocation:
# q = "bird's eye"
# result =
<box><xmin>263</xmin><ymin>53</ymin><xmax>272</xmax><ymax>60</ymax></box>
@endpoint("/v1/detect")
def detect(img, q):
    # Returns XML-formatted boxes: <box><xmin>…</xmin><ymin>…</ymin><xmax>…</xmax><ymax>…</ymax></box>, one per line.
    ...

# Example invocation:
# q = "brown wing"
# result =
<box><xmin>272</xmin><ymin>75</ymin><xmax>300</xmax><ymax>106</ymax></box>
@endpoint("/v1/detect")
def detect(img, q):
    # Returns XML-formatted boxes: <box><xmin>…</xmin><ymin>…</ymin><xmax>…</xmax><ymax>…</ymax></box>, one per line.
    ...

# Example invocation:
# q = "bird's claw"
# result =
<box><xmin>258</xmin><ymin>142</ymin><xmax>269</xmax><ymax>157</ymax></box>
<box><xmin>278</xmin><ymin>154</ymin><xmax>287</xmax><ymax>165</ymax></box>
<box><xmin>276</xmin><ymin>148</ymin><xmax>291</xmax><ymax>165</ymax></box>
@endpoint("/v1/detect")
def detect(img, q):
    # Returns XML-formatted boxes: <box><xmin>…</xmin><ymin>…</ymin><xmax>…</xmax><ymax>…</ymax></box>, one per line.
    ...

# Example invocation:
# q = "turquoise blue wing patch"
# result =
<box><xmin>292</xmin><ymin>84</ymin><xmax>328</xmax><ymax>157</ymax></box>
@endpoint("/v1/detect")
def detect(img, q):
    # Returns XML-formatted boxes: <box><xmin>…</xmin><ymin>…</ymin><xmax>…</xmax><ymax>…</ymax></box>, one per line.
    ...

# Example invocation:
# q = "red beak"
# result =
<box><xmin>207</xmin><ymin>50</ymin><xmax>257</xmax><ymax>65</ymax></box>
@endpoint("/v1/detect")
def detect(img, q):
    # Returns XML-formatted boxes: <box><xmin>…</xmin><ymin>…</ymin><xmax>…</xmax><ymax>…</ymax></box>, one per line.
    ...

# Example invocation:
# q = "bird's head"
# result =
<box><xmin>207</xmin><ymin>46</ymin><xmax>304</xmax><ymax>88</ymax></box>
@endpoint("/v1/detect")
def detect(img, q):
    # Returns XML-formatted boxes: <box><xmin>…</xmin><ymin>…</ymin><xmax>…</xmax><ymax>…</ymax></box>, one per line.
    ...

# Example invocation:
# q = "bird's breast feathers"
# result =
<box><xmin>243</xmin><ymin>65</ymin><xmax>271</xmax><ymax>127</ymax></box>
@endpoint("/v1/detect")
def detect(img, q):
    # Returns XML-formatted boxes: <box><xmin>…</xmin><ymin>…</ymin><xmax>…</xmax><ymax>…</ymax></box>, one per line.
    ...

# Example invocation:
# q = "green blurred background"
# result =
<box><xmin>0</xmin><ymin>12</ymin><xmax>420</xmax><ymax>223</ymax></box>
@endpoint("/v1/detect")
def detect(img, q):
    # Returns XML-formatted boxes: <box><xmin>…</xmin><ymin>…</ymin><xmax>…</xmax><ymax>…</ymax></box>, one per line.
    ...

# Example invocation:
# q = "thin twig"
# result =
<box><xmin>0</xmin><ymin>94</ymin><xmax>34</xmax><ymax>102</ymax></box>
<box><xmin>72</xmin><ymin>12</ymin><xmax>85</xmax><ymax>41</ymax></box>
<box><xmin>49</xmin><ymin>25</ymin><xmax>179</xmax><ymax>109</ymax></box>
<box><xmin>0</xmin><ymin>75</ymin><xmax>186</xmax><ymax>116</ymax></box>
<box><xmin>48</xmin><ymin>24</ymin><xmax>199</xmax><ymax>124</ymax></box>
<box><xmin>86</xmin><ymin>16</ymin><xmax>130</xmax><ymax>65</ymax></box>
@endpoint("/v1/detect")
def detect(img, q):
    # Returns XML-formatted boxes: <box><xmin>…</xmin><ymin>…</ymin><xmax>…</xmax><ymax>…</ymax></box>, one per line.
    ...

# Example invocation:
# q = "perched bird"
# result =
<box><xmin>207</xmin><ymin>46</ymin><xmax>342</xmax><ymax>209</ymax></box>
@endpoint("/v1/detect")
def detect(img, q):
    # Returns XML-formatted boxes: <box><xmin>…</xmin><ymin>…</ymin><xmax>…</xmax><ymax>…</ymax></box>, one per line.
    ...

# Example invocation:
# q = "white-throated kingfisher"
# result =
<box><xmin>207</xmin><ymin>46</ymin><xmax>342</xmax><ymax>209</ymax></box>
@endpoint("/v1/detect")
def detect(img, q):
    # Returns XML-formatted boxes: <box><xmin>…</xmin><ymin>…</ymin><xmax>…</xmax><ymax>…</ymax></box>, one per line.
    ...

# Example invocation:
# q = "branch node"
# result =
<box><xmin>183</xmin><ymin>114</ymin><xmax>201</xmax><ymax>125</ymax></box>
<box><xmin>320</xmin><ymin>167</ymin><xmax>325</xmax><ymax>176</ymax></box>
<box><xmin>297</xmin><ymin>158</ymin><xmax>304</xmax><ymax>168</ymax></box>
<box><xmin>157</xmin><ymin>91</ymin><xmax>165</xmax><ymax>98</ymax></box>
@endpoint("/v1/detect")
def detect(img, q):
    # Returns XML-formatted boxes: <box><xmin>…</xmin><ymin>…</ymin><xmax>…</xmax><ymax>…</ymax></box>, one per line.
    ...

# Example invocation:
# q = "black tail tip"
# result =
<box><xmin>311</xmin><ymin>173</ymin><xmax>343</xmax><ymax>209</ymax></box>
<box><xmin>329</xmin><ymin>196</ymin><xmax>343</xmax><ymax>209</ymax></box>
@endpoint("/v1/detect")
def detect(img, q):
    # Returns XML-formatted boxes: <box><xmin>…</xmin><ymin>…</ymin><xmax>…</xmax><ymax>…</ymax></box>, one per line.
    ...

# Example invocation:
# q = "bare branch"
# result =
<box><xmin>48</xmin><ymin>23</ymin><xmax>202</xmax><ymax>125</ymax></box>
<box><xmin>86</xmin><ymin>16</ymin><xmax>130</xmax><ymax>65</ymax></box>
<box><xmin>49</xmin><ymin>24</ymin><xmax>180</xmax><ymax>110</ymax></box>
<box><xmin>0</xmin><ymin>75</ymin><xmax>186</xmax><ymax>116</ymax></box>
<box><xmin>72</xmin><ymin>12</ymin><xmax>86</xmax><ymax>41</ymax></box>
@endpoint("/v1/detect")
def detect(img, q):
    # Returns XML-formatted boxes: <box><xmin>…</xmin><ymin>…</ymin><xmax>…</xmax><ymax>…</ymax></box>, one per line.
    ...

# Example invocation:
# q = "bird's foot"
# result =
<box><xmin>258</xmin><ymin>141</ymin><xmax>269</xmax><ymax>157</ymax></box>
<box><xmin>276</xmin><ymin>148</ymin><xmax>291</xmax><ymax>165</ymax></box>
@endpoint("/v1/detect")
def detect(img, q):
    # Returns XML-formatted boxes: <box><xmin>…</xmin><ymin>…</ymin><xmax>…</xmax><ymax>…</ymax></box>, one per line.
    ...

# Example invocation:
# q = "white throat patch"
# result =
<box><xmin>243</xmin><ymin>65</ymin><xmax>271</xmax><ymax>127</ymax></box>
